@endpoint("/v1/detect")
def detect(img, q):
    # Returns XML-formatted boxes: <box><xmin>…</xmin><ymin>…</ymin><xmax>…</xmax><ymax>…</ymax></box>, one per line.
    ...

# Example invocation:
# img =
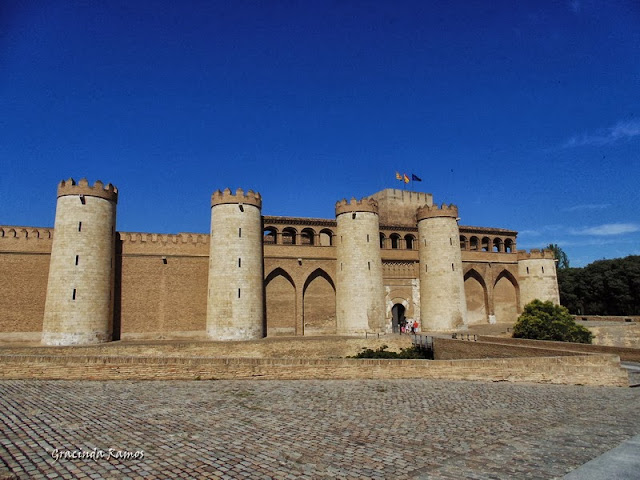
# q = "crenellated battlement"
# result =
<box><xmin>0</xmin><ymin>226</ymin><xmax>54</xmax><ymax>240</ymax></box>
<box><xmin>119</xmin><ymin>231</ymin><xmax>209</xmax><ymax>245</ymax></box>
<box><xmin>417</xmin><ymin>203</ymin><xmax>459</xmax><ymax>221</ymax></box>
<box><xmin>335</xmin><ymin>197</ymin><xmax>379</xmax><ymax>216</ymax></box>
<box><xmin>57</xmin><ymin>178</ymin><xmax>118</xmax><ymax>203</ymax></box>
<box><xmin>211</xmin><ymin>188</ymin><xmax>262</xmax><ymax>209</ymax></box>
<box><xmin>517</xmin><ymin>249</ymin><xmax>556</xmax><ymax>261</ymax></box>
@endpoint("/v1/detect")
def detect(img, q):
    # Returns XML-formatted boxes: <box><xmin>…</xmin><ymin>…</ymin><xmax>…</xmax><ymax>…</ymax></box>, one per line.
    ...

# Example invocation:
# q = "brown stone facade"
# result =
<box><xmin>0</xmin><ymin>187</ymin><xmax>560</xmax><ymax>342</ymax></box>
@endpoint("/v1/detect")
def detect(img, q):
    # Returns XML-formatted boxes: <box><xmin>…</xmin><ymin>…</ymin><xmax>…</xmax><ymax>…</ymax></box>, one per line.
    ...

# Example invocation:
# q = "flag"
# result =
<box><xmin>412</xmin><ymin>174</ymin><xmax>422</xmax><ymax>182</ymax></box>
<box><xmin>403</xmin><ymin>174</ymin><xmax>410</xmax><ymax>183</ymax></box>
<box><xmin>395</xmin><ymin>171</ymin><xmax>402</xmax><ymax>180</ymax></box>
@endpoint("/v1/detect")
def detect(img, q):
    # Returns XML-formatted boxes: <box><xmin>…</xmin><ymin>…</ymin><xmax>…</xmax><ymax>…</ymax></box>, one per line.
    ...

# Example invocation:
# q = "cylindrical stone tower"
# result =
<box><xmin>207</xmin><ymin>188</ymin><xmax>264</xmax><ymax>341</ymax></box>
<box><xmin>335</xmin><ymin>198</ymin><xmax>385</xmax><ymax>334</ymax></box>
<box><xmin>417</xmin><ymin>204</ymin><xmax>467</xmax><ymax>331</ymax></box>
<box><xmin>42</xmin><ymin>178</ymin><xmax>118</xmax><ymax>345</ymax></box>
<box><xmin>517</xmin><ymin>249</ymin><xmax>560</xmax><ymax>308</ymax></box>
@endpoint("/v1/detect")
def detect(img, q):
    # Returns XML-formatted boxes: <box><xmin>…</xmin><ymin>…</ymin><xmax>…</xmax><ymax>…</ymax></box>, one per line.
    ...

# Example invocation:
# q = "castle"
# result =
<box><xmin>0</xmin><ymin>179</ymin><xmax>560</xmax><ymax>345</ymax></box>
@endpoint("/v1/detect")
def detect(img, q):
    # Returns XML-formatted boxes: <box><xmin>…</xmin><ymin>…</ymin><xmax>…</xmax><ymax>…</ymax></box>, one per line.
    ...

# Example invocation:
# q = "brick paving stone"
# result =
<box><xmin>0</xmin><ymin>379</ymin><xmax>638</xmax><ymax>479</ymax></box>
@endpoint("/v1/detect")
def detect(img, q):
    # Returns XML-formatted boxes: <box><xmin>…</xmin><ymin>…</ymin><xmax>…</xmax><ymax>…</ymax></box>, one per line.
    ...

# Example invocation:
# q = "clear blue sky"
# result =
<box><xmin>1</xmin><ymin>1</ymin><xmax>638</xmax><ymax>267</ymax></box>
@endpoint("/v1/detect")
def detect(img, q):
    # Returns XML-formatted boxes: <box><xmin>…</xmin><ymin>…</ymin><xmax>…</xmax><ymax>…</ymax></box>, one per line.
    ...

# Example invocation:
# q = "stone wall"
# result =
<box><xmin>0</xmin><ymin>352</ymin><xmax>628</xmax><ymax>386</ymax></box>
<box><xmin>434</xmin><ymin>337</ymin><xmax>581</xmax><ymax>360</ymax></box>
<box><xmin>477</xmin><ymin>336</ymin><xmax>640</xmax><ymax>362</ymax></box>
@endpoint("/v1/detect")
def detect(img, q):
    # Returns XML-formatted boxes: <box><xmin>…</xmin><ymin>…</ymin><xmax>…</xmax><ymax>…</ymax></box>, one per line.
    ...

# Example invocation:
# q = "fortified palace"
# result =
<box><xmin>0</xmin><ymin>179</ymin><xmax>560</xmax><ymax>345</ymax></box>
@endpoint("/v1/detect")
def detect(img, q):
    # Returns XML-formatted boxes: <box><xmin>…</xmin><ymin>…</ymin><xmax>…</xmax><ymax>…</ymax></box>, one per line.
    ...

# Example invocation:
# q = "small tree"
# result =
<box><xmin>512</xmin><ymin>299</ymin><xmax>593</xmax><ymax>344</ymax></box>
<box><xmin>547</xmin><ymin>243</ymin><xmax>570</xmax><ymax>269</ymax></box>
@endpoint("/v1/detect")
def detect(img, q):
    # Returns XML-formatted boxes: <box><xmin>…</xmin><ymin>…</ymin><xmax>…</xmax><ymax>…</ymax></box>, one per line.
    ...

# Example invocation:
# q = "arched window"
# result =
<box><xmin>301</xmin><ymin>228</ymin><xmax>315</xmax><ymax>246</ymax></box>
<box><xmin>460</xmin><ymin>235</ymin><xmax>467</xmax><ymax>250</ymax></box>
<box><xmin>404</xmin><ymin>234</ymin><xmax>415</xmax><ymax>250</ymax></box>
<box><xmin>379</xmin><ymin>233</ymin><xmax>386</xmax><ymax>249</ymax></box>
<box><xmin>282</xmin><ymin>227</ymin><xmax>297</xmax><ymax>245</ymax></box>
<box><xmin>263</xmin><ymin>227</ymin><xmax>277</xmax><ymax>244</ymax></box>
<box><xmin>319</xmin><ymin>229</ymin><xmax>333</xmax><ymax>246</ymax></box>
<box><xmin>481</xmin><ymin>237</ymin><xmax>490</xmax><ymax>252</ymax></box>
<box><xmin>505</xmin><ymin>239</ymin><xmax>514</xmax><ymax>253</ymax></box>
<box><xmin>470</xmin><ymin>236</ymin><xmax>479</xmax><ymax>251</ymax></box>
<box><xmin>493</xmin><ymin>238</ymin><xmax>502</xmax><ymax>253</ymax></box>
<box><xmin>390</xmin><ymin>233</ymin><xmax>401</xmax><ymax>249</ymax></box>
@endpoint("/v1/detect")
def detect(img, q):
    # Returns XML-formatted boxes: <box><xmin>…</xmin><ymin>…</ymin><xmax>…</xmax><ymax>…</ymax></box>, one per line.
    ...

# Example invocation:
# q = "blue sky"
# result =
<box><xmin>1</xmin><ymin>1</ymin><xmax>638</xmax><ymax>267</ymax></box>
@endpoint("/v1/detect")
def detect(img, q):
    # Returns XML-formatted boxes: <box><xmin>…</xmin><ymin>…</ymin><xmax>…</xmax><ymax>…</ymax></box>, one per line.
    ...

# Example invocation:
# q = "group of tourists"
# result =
<box><xmin>399</xmin><ymin>319</ymin><xmax>419</xmax><ymax>334</ymax></box>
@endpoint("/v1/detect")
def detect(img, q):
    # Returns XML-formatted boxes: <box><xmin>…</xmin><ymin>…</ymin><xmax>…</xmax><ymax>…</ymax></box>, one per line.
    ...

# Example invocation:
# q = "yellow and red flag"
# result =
<box><xmin>395</xmin><ymin>171</ymin><xmax>402</xmax><ymax>180</ymax></box>
<box><xmin>403</xmin><ymin>173</ymin><xmax>410</xmax><ymax>183</ymax></box>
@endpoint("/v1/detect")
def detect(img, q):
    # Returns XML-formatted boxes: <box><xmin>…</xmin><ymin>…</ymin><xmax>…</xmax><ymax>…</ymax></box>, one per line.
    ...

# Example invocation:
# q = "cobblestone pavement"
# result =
<box><xmin>0</xmin><ymin>379</ymin><xmax>638</xmax><ymax>479</ymax></box>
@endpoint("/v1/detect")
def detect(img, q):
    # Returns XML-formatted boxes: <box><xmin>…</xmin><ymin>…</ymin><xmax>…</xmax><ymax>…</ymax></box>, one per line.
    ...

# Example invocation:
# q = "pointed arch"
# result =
<box><xmin>302</xmin><ymin>268</ymin><xmax>336</xmax><ymax>335</ymax></box>
<box><xmin>303</xmin><ymin>268</ymin><xmax>335</xmax><ymax>294</ymax></box>
<box><xmin>493</xmin><ymin>269</ymin><xmax>520</xmax><ymax>323</ymax></box>
<box><xmin>464</xmin><ymin>269</ymin><xmax>489</xmax><ymax>325</ymax></box>
<box><xmin>265</xmin><ymin>268</ymin><xmax>296</xmax><ymax>336</ymax></box>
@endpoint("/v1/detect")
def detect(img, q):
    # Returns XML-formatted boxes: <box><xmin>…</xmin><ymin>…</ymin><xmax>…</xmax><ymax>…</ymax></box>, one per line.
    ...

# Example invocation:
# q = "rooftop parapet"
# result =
<box><xmin>57</xmin><ymin>178</ymin><xmax>118</xmax><ymax>203</ymax></box>
<box><xmin>335</xmin><ymin>197</ymin><xmax>379</xmax><ymax>216</ymax></box>
<box><xmin>517</xmin><ymin>249</ymin><xmax>556</xmax><ymax>260</ymax></box>
<box><xmin>417</xmin><ymin>203</ymin><xmax>459</xmax><ymax>221</ymax></box>
<box><xmin>211</xmin><ymin>188</ymin><xmax>262</xmax><ymax>209</ymax></box>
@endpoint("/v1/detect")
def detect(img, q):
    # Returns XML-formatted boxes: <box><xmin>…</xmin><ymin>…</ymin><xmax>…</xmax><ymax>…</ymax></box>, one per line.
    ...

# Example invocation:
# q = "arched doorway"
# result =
<box><xmin>392</xmin><ymin>303</ymin><xmax>406</xmax><ymax>333</ymax></box>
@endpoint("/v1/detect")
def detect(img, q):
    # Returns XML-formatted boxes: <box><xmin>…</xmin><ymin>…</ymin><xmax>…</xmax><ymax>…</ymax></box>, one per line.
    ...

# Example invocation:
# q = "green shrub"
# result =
<box><xmin>347</xmin><ymin>344</ymin><xmax>429</xmax><ymax>359</ymax></box>
<box><xmin>512</xmin><ymin>299</ymin><xmax>593</xmax><ymax>344</ymax></box>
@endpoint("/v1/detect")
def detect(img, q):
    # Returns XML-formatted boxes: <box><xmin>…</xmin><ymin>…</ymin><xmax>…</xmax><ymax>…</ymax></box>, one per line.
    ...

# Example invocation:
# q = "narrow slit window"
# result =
<box><xmin>75</xmin><ymin>255</ymin><xmax>79</xmax><ymax>265</ymax></box>
<box><xmin>78</xmin><ymin>221</ymin><xmax>82</xmax><ymax>232</ymax></box>
<box><xmin>450</xmin><ymin>238</ymin><xmax>453</xmax><ymax>246</ymax></box>
<box><xmin>239</xmin><ymin>228</ymin><xmax>242</xmax><ymax>238</ymax></box>
<box><xmin>72</xmin><ymin>289</ymin><xmax>76</xmax><ymax>300</ymax></box>
<box><xmin>526</xmin><ymin>267</ymin><xmax>529</xmax><ymax>274</ymax></box>
<box><xmin>542</xmin><ymin>266</ymin><xmax>545</xmax><ymax>274</ymax></box>
<box><xmin>367</xmin><ymin>234</ymin><xmax>370</xmax><ymax>242</ymax></box>
<box><xmin>340</xmin><ymin>263</ymin><xmax>343</xmax><ymax>271</ymax></box>
<box><xmin>352</xmin><ymin>213</ymin><xmax>356</xmax><ymax>219</ymax></box>
<box><xmin>238</xmin><ymin>258</ymin><xmax>242</xmax><ymax>267</ymax></box>
<box><xmin>239</xmin><ymin>205</ymin><xmax>244</xmax><ymax>212</ymax></box>
<box><xmin>452</xmin><ymin>263</ymin><xmax>455</xmax><ymax>271</ymax></box>
<box><xmin>238</xmin><ymin>288</ymin><xmax>241</xmax><ymax>298</ymax></box>
<box><xmin>425</xmin><ymin>264</ymin><xmax>428</xmax><ymax>272</ymax></box>
<box><xmin>368</xmin><ymin>261</ymin><xmax>371</xmax><ymax>270</ymax></box>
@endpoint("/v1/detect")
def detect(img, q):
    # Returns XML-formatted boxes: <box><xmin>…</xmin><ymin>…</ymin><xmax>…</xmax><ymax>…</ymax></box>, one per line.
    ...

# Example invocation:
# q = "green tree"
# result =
<box><xmin>557</xmin><ymin>255</ymin><xmax>640</xmax><ymax>315</ymax></box>
<box><xmin>512</xmin><ymin>299</ymin><xmax>593</xmax><ymax>343</ymax></box>
<box><xmin>547</xmin><ymin>243</ymin><xmax>570</xmax><ymax>269</ymax></box>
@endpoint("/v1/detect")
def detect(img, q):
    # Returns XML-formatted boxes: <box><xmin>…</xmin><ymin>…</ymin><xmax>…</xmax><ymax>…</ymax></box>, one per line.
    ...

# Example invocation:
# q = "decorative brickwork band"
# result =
<box><xmin>335</xmin><ymin>198</ymin><xmax>379</xmax><ymax>216</ymax></box>
<box><xmin>211</xmin><ymin>188</ymin><xmax>262</xmax><ymax>209</ymax></box>
<box><xmin>417</xmin><ymin>203</ymin><xmax>458</xmax><ymax>221</ymax></box>
<box><xmin>517</xmin><ymin>249</ymin><xmax>556</xmax><ymax>260</ymax></box>
<box><xmin>57</xmin><ymin>178</ymin><xmax>118</xmax><ymax>203</ymax></box>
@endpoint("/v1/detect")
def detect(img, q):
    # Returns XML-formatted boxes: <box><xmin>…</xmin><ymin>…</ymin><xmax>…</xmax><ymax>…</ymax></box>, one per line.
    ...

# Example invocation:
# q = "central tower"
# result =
<box><xmin>335</xmin><ymin>197</ymin><xmax>385</xmax><ymax>334</ymax></box>
<box><xmin>207</xmin><ymin>188</ymin><xmax>264</xmax><ymax>341</ymax></box>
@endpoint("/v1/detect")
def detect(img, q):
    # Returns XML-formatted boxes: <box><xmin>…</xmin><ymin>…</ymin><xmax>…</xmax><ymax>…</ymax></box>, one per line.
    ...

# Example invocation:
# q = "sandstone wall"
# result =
<box><xmin>477</xmin><ymin>335</ymin><xmax>640</xmax><ymax>362</ymax></box>
<box><xmin>0</xmin><ymin>352</ymin><xmax>627</xmax><ymax>386</ymax></box>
